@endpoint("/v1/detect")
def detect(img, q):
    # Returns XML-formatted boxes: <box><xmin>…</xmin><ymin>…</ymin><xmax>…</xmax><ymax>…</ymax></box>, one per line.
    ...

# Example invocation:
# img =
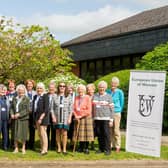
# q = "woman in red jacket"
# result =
<box><xmin>73</xmin><ymin>84</ymin><xmax>94</xmax><ymax>154</ymax></box>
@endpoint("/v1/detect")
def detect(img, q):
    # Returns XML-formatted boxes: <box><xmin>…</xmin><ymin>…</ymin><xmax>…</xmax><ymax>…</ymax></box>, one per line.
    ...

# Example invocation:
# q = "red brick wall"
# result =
<box><xmin>72</xmin><ymin>61</ymin><xmax>80</xmax><ymax>77</ymax></box>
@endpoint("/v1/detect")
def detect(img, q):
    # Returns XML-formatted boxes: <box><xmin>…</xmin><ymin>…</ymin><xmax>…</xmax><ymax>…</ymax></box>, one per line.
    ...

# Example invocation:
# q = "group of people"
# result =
<box><xmin>0</xmin><ymin>77</ymin><xmax>124</xmax><ymax>156</ymax></box>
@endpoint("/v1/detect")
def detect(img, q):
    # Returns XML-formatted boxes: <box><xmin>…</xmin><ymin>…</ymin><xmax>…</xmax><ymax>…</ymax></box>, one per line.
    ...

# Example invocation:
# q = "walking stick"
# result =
<box><xmin>73</xmin><ymin>119</ymin><xmax>80</xmax><ymax>153</ymax></box>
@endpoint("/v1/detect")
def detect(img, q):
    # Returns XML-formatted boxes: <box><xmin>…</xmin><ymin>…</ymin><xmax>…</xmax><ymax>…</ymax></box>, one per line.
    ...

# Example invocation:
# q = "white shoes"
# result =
<box><xmin>13</xmin><ymin>148</ymin><xmax>18</xmax><ymax>153</ymax></box>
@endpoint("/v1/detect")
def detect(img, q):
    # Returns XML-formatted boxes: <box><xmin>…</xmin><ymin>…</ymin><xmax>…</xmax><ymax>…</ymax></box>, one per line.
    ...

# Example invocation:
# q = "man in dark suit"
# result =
<box><xmin>43</xmin><ymin>82</ymin><xmax>57</xmax><ymax>150</ymax></box>
<box><xmin>25</xmin><ymin>79</ymin><xmax>36</xmax><ymax>150</ymax></box>
<box><xmin>0</xmin><ymin>84</ymin><xmax>10</xmax><ymax>150</ymax></box>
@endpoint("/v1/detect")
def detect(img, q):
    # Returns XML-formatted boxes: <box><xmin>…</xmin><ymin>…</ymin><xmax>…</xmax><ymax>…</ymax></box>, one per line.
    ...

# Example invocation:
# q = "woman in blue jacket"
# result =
<box><xmin>106</xmin><ymin>77</ymin><xmax>124</xmax><ymax>152</ymax></box>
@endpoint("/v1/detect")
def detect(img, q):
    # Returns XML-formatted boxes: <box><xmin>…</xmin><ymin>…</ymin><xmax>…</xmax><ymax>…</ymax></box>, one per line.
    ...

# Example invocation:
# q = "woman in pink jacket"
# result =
<box><xmin>73</xmin><ymin>84</ymin><xmax>94</xmax><ymax>154</ymax></box>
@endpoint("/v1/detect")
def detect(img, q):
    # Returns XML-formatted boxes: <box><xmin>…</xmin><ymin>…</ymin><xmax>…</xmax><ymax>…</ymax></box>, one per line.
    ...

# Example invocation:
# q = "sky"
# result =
<box><xmin>0</xmin><ymin>0</ymin><xmax>168</xmax><ymax>43</ymax></box>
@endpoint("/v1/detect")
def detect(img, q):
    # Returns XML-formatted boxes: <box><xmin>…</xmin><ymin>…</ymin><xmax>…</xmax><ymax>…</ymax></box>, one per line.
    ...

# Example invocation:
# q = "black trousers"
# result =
<box><xmin>95</xmin><ymin>120</ymin><xmax>111</xmax><ymax>152</ymax></box>
<box><xmin>47</xmin><ymin>121</ymin><xmax>56</xmax><ymax>150</ymax></box>
<box><xmin>68</xmin><ymin>115</ymin><xmax>75</xmax><ymax>141</ymax></box>
<box><xmin>0</xmin><ymin>120</ymin><xmax>9</xmax><ymax>149</ymax></box>
<box><xmin>10</xmin><ymin>119</ymin><xmax>15</xmax><ymax>148</ymax></box>
<box><xmin>28</xmin><ymin>114</ymin><xmax>35</xmax><ymax>149</ymax></box>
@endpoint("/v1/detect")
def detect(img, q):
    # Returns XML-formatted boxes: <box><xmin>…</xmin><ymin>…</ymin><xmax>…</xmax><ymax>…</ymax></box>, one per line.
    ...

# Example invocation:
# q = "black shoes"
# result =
<box><xmin>77</xmin><ymin>148</ymin><xmax>83</xmax><ymax>153</ymax></box>
<box><xmin>96</xmin><ymin>150</ymin><xmax>111</xmax><ymax>155</ymax></box>
<box><xmin>104</xmin><ymin>150</ymin><xmax>111</xmax><ymax>155</ymax></box>
<box><xmin>77</xmin><ymin>148</ymin><xmax>90</xmax><ymax>154</ymax></box>
<box><xmin>95</xmin><ymin>150</ymin><xmax>104</xmax><ymax>154</ymax></box>
<box><xmin>3</xmin><ymin>147</ymin><xmax>8</xmax><ymax>151</ymax></box>
<box><xmin>84</xmin><ymin>149</ymin><xmax>89</xmax><ymax>154</ymax></box>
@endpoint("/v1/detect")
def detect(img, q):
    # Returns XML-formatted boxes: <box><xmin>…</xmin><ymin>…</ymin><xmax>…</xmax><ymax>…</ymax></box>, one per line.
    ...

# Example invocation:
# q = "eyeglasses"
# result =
<box><xmin>59</xmin><ymin>85</ymin><xmax>66</xmax><ymax>88</ymax></box>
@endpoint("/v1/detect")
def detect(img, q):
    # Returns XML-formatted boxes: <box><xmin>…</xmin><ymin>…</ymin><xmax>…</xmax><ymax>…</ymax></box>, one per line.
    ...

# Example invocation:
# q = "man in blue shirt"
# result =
<box><xmin>106</xmin><ymin>77</ymin><xmax>124</xmax><ymax>152</ymax></box>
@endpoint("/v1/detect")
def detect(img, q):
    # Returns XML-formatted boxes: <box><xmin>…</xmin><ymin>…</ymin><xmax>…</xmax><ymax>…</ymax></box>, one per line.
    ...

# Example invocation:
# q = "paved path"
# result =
<box><xmin>0</xmin><ymin>160</ymin><xmax>168</xmax><ymax>168</ymax></box>
<box><xmin>161</xmin><ymin>135</ymin><xmax>168</xmax><ymax>146</ymax></box>
<box><xmin>0</xmin><ymin>132</ymin><xmax>167</xmax><ymax>168</ymax></box>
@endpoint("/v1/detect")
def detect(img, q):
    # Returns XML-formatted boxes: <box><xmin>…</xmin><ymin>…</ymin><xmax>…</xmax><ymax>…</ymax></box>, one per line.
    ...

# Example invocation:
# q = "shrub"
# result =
<box><xmin>43</xmin><ymin>72</ymin><xmax>86</xmax><ymax>89</ymax></box>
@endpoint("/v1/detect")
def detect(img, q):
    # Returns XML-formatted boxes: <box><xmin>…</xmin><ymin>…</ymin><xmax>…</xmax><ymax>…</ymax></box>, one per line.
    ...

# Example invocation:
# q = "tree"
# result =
<box><xmin>136</xmin><ymin>42</ymin><xmax>168</xmax><ymax>133</ymax></box>
<box><xmin>136</xmin><ymin>42</ymin><xmax>168</xmax><ymax>92</ymax></box>
<box><xmin>0</xmin><ymin>16</ymin><xmax>74</xmax><ymax>83</ymax></box>
<box><xmin>136</xmin><ymin>42</ymin><xmax>168</xmax><ymax>71</ymax></box>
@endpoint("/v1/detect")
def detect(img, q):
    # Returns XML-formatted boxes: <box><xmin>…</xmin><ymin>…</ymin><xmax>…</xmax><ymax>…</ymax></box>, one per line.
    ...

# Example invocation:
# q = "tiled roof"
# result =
<box><xmin>62</xmin><ymin>5</ymin><xmax>168</xmax><ymax>47</ymax></box>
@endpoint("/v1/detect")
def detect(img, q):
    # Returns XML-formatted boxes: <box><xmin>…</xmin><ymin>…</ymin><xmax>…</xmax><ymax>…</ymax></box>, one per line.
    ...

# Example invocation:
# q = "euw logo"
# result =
<box><xmin>138</xmin><ymin>95</ymin><xmax>155</xmax><ymax>117</ymax></box>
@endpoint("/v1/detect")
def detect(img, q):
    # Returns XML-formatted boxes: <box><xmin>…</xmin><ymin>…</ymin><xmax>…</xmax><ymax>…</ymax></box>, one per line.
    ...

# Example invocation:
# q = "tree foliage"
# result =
<box><xmin>136</xmin><ymin>42</ymin><xmax>168</xmax><ymax>133</ymax></box>
<box><xmin>0</xmin><ymin>16</ymin><xmax>74</xmax><ymax>83</ymax></box>
<box><xmin>136</xmin><ymin>42</ymin><xmax>168</xmax><ymax>71</ymax></box>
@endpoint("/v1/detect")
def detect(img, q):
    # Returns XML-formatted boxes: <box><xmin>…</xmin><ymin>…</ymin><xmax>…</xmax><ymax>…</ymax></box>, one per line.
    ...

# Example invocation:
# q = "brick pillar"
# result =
<box><xmin>72</xmin><ymin>61</ymin><xmax>80</xmax><ymax>77</ymax></box>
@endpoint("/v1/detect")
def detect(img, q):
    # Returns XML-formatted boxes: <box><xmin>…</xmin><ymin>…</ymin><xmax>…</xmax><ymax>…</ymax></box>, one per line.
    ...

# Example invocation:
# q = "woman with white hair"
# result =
<box><xmin>106</xmin><ymin>77</ymin><xmax>124</xmax><ymax>153</ymax></box>
<box><xmin>32</xmin><ymin>82</ymin><xmax>48</xmax><ymax>155</ymax></box>
<box><xmin>73</xmin><ymin>84</ymin><xmax>94</xmax><ymax>154</ymax></box>
<box><xmin>86</xmin><ymin>83</ymin><xmax>96</xmax><ymax>150</ymax></box>
<box><xmin>10</xmin><ymin>84</ymin><xmax>30</xmax><ymax>154</ymax></box>
<box><xmin>93</xmin><ymin>81</ymin><xmax>114</xmax><ymax>155</ymax></box>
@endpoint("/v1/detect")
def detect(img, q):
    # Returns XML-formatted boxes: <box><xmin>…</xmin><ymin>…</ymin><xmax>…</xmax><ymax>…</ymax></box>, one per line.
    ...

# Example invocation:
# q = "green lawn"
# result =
<box><xmin>0</xmin><ymin>136</ymin><xmax>167</xmax><ymax>161</ymax></box>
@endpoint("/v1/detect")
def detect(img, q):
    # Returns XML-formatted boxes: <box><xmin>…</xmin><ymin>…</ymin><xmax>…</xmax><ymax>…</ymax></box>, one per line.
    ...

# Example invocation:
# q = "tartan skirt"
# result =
<box><xmin>73</xmin><ymin>116</ymin><xmax>94</xmax><ymax>142</ymax></box>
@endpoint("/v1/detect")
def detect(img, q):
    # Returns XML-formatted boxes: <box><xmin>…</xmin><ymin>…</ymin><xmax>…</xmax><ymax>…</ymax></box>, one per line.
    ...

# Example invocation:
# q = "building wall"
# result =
<box><xmin>68</xmin><ymin>27</ymin><xmax>168</xmax><ymax>81</ymax></box>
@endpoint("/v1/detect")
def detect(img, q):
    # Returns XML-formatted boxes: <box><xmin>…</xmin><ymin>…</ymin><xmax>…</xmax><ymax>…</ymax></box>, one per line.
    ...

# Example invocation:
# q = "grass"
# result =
<box><xmin>0</xmin><ymin>135</ymin><xmax>167</xmax><ymax>161</ymax></box>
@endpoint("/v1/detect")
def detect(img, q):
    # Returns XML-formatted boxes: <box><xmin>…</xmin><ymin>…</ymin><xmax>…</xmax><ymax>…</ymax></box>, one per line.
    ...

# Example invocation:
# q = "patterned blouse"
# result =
<box><xmin>51</xmin><ymin>94</ymin><xmax>73</xmax><ymax>125</ymax></box>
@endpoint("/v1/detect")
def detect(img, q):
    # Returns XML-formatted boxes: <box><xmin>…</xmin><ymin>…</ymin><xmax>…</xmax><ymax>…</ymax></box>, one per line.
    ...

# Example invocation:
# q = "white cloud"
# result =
<box><xmin>17</xmin><ymin>5</ymin><xmax>136</xmax><ymax>42</ymax></box>
<box><xmin>1</xmin><ymin>1</ymin><xmax>168</xmax><ymax>42</ymax></box>
<box><xmin>131</xmin><ymin>0</ymin><xmax>168</xmax><ymax>8</ymax></box>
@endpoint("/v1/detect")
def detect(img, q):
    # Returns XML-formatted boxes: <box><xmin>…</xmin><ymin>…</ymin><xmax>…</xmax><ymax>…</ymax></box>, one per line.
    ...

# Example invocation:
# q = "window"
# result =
<box><xmin>104</xmin><ymin>59</ymin><xmax>112</xmax><ymax>74</ymax></box>
<box><xmin>81</xmin><ymin>61</ymin><xmax>87</xmax><ymax>78</ymax></box>
<box><xmin>133</xmin><ymin>56</ymin><xmax>141</xmax><ymax>65</ymax></box>
<box><xmin>96</xmin><ymin>60</ymin><xmax>103</xmax><ymax>75</ymax></box>
<box><xmin>122</xmin><ymin>56</ymin><xmax>130</xmax><ymax>68</ymax></box>
<box><xmin>89</xmin><ymin>62</ymin><xmax>95</xmax><ymax>73</ymax></box>
<box><xmin>88</xmin><ymin>61</ymin><xmax>96</xmax><ymax>81</ymax></box>
<box><xmin>113</xmin><ymin>58</ymin><xmax>120</xmax><ymax>67</ymax></box>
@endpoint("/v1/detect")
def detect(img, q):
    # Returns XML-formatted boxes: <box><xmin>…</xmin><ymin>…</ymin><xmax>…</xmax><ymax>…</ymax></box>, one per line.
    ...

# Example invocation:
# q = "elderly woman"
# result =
<box><xmin>86</xmin><ymin>83</ymin><xmax>95</xmax><ymax>100</ymax></box>
<box><xmin>10</xmin><ymin>84</ymin><xmax>30</xmax><ymax>154</ymax></box>
<box><xmin>32</xmin><ymin>82</ymin><xmax>49</xmax><ymax>155</ymax></box>
<box><xmin>51</xmin><ymin>82</ymin><xmax>73</xmax><ymax>154</ymax></box>
<box><xmin>67</xmin><ymin>84</ymin><xmax>76</xmax><ymax>149</ymax></box>
<box><xmin>86</xmin><ymin>83</ymin><xmax>96</xmax><ymax>150</ymax></box>
<box><xmin>73</xmin><ymin>84</ymin><xmax>94</xmax><ymax>154</ymax></box>
<box><xmin>106</xmin><ymin>77</ymin><xmax>124</xmax><ymax>152</ymax></box>
<box><xmin>93</xmin><ymin>81</ymin><xmax>114</xmax><ymax>155</ymax></box>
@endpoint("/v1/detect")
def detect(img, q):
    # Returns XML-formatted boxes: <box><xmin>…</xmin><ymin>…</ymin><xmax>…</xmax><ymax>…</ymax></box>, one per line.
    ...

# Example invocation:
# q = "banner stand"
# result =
<box><xmin>126</xmin><ymin>70</ymin><xmax>166</xmax><ymax>157</ymax></box>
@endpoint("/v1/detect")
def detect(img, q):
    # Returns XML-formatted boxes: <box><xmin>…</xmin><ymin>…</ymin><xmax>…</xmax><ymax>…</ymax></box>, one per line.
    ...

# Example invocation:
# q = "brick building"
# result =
<box><xmin>62</xmin><ymin>6</ymin><xmax>168</xmax><ymax>81</ymax></box>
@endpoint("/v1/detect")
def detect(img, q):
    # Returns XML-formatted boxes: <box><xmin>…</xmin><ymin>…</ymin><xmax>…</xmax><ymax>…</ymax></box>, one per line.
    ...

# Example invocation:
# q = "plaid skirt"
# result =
<box><xmin>73</xmin><ymin>116</ymin><xmax>94</xmax><ymax>142</ymax></box>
